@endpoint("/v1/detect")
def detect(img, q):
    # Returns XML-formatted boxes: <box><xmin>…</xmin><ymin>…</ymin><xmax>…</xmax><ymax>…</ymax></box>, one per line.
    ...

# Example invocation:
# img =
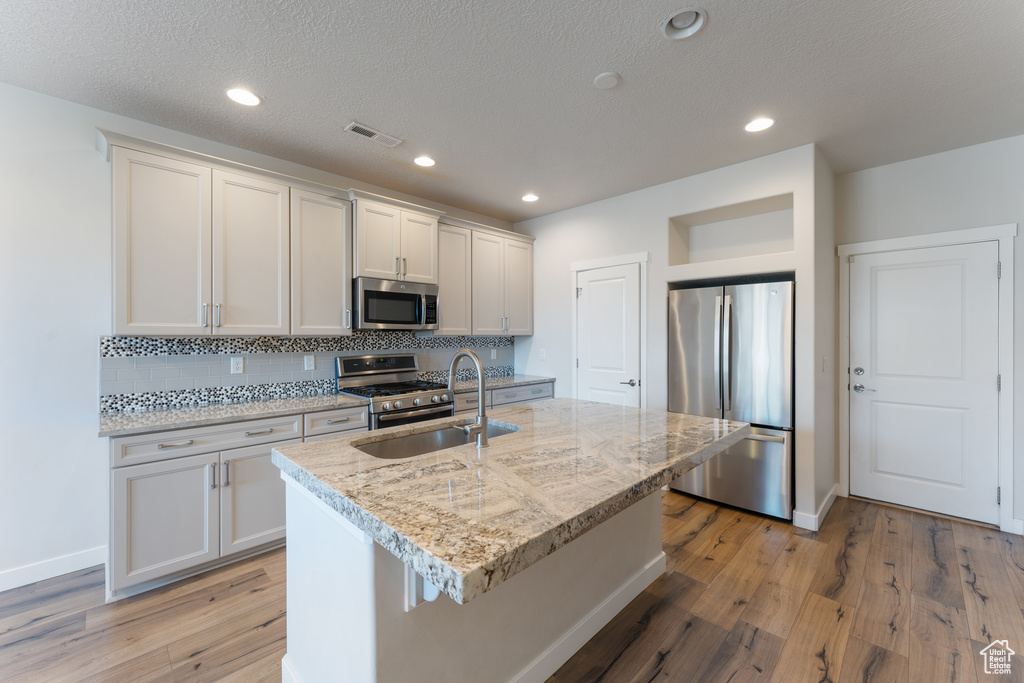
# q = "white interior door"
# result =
<box><xmin>849</xmin><ymin>241</ymin><xmax>999</xmax><ymax>524</ymax></box>
<box><xmin>575</xmin><ymin>263</ymin><xmax>641</xmax><ymax>407</ymax></box>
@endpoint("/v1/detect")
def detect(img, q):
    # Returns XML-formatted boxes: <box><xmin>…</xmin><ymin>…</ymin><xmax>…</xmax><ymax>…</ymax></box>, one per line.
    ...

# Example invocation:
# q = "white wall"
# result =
<box><xmin>515</xmin><ymin>144</ymin><xmax>834</xmax><ymax>526</ymax></box>
<box><xmin>836</xmin><ymin>134</ymin><xmax>1024</xmax><ymax>518</ymax></box>
<box><xmin>0</xmin><ymin>82</ymin><xmax>512</xmax><ymax>590</ymax></box>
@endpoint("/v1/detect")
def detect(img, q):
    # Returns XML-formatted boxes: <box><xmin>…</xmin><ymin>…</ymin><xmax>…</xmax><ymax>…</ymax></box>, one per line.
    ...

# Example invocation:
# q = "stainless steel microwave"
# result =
<box><xmin>353</xmin><ymin>277</ymin><xmax>439</xmax><ymax>331</ymax></box>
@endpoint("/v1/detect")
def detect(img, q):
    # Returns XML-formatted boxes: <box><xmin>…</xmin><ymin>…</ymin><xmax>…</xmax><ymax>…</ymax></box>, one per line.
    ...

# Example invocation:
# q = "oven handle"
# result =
<box><xmin>378</xmin><ymin>405</ymin><xmax>453</xmax><ymax>422</ymax></box>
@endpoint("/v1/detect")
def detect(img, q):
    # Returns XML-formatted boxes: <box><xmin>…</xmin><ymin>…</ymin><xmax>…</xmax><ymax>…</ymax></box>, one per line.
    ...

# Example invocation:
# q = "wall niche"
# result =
<box><xmin>668</xmin><ymin>193</ymin><xmax>794</xmax><ymax>266</ymax></box>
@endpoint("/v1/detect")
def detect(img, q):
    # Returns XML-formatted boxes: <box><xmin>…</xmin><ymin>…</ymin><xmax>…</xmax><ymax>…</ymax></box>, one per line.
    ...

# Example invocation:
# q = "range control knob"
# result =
<box><xmin>413</xmin><ymin>398</ymin><xmax>423</xmax><ymax>406</ymax></box>
<box><xmin>382</xmin><ymin>402</ymin><xmax>392</xmax><ymax>411</ymax></box>
<box><xmin>431</xmin><ymin>395</ymin><xmax>440</xmax><ymax>403</ymax></box>
<box><xmin>441</xmin><ymin>394</ymin><xmax>450</xmax><ymax>402</ymax></box>
<box><xmin>394</xmin><ymin>400</ymin><xmax>404</xmax><ymax>410</ymax></box>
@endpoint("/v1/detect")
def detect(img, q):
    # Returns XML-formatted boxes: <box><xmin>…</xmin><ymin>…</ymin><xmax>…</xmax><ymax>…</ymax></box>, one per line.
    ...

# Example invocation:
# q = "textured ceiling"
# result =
<box><xmin>1</xmin><ymin>0</ymin><xmax>1022</xmax><ymax>223</ymax></box>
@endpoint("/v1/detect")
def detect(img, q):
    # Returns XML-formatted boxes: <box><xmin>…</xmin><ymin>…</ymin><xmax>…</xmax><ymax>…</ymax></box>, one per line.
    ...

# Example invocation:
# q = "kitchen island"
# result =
<box><xmin>272</xmin><ymin>398</ymin><xmax>748</xmax><ymax>683</ymax></box>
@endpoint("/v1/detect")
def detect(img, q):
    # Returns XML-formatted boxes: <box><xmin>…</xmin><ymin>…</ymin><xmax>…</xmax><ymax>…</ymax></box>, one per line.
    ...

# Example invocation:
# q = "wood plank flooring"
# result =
<box><xmin>4</xmin><ymin>493</ymin><xmax>1024</xmax><ymax>682</ymax></box>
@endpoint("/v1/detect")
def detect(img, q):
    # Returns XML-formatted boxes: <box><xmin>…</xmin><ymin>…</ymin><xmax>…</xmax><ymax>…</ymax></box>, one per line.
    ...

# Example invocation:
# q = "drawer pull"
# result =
<box><xmin>465</xmin><ymin>399</ymin><xmax>478</xmax><ymax>404</ymax></box>
<box><xmin>504</xmin><ymin>392</ymin><xmax>516</xmax><ymax>398</ymax></box>
<box><xmin>327</xmin><ymin>417</ymin><xmax>350</xmax><ymax>425</ymax></box>
<box><xmin>157</xmin><ymin>439</ymin><xmax>194</xmax><ymax>450</ymax></box>
<box><xmin>531</xmin><ymin>389</ymin><xmax>544</xmax><ymax>394</ymax></box>
<box><xmin>244</xmin><ymin>428</ymin><xmax>274</xmax><ymax>437</ymax></box>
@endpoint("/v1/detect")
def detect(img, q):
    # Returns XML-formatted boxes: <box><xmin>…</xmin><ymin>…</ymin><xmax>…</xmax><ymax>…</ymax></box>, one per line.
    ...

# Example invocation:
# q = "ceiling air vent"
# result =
<box><xmin>344</xmin><ymin>121</ymin><xmax>403</xmax><ymax>148</ymax></box>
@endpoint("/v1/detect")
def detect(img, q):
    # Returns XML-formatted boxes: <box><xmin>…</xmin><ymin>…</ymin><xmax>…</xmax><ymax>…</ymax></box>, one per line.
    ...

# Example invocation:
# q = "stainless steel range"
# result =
<box><xmin>335</xmin><ymin>354</ymin><xmax>454</xmax><ymax>430</ymax></box>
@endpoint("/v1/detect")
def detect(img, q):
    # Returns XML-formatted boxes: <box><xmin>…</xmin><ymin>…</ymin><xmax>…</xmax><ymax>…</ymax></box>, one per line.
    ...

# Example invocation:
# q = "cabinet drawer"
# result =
<box><xmin>492</xmin><ymin>383</ymin><xmax>554</xmax><ymax>406</ymax></box>
<box><xmin>454</xmin><ymin>390</ymin><xmax>490</xmax><ymax>413</ymax></box>
<box><xmin>303</xmin><ymin>406</ymin><xmax>369</xmax><ymax>438</ymax></box>
<box><xmin>111</xmin><ymin>415</ymin><xmax>302</xmax><ymax>468</ymax></box>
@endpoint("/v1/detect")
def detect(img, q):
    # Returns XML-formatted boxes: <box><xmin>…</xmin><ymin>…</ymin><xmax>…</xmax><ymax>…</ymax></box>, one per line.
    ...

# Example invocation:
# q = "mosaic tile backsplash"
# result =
<box><xmin>100</xmin><ymin>332</ymin><xmax>515</xmax><ymax>413</ymax></box>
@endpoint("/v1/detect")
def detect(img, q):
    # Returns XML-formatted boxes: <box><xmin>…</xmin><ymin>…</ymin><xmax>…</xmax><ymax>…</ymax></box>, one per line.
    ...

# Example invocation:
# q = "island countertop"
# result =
<box><xmin>272</xmin><ymin>398</ymin><xmax>748</xmax><ymax>605</ymax></box>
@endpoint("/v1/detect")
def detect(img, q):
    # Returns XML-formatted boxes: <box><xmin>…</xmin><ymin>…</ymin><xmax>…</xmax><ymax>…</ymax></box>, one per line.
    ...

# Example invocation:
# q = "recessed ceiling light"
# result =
<box><xmin>522</xmin><ymin>194</ymin><xmax>539</xmax><ymax>202</ymax></box>
<box><xmin>745</xmin><ymin>117</ymin><xmax>774</xmax><ymax>132</ymax></box>
<box><xmin>593</xmin><ymin>72</ymin><xmax>621</xmax><ymax>90</ymax></box>
<box><xmin>226</xmin><ymin>88</ymin><xmax>261</xmax><ymax>106</ymax></box>
<box><xmin>414</xmin><ymin>156</ymin><xmax>435</xmax><ymax>167</ymax></box>
<box><xmin>662</xmin><ymin>8</ymin><xmax>706</xmax><ymax>40</ymax></box>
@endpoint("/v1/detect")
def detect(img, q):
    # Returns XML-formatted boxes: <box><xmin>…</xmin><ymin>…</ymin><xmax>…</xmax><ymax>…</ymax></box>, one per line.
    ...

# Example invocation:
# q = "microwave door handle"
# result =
<box><xmin>420</xmin><ymin>295</ymin><xmax>426</xmax><ymax>325</ymax></box>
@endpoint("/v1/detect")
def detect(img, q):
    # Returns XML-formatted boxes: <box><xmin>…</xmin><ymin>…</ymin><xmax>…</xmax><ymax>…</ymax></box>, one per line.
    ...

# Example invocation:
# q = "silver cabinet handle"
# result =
<box><xmin>713</xmin><ymin>295</ymin><xmax>722</xmax><ymax>410</ymax></box>
<box><xmin>210</xmin><ymin>462</ymin><xmax>218</xmax><ymax>489</ymax></box>
<box><xmin>244</xmin><ymin>428</ymin><xmax>273</xmax><ymax>437</ymax></box>
<box><xmin>214</xmin><ymin>303</ymin><xmax>221</xmax><ymax>327</ymax></box>
<box><xmin>327</xmin><ymin>417</ymin><xmax>350</xmax><ymax>424</ymax></box>
<box><xmin>853</xmin><ymin>384</ymin><xmax>875</xmax><ymax>393</ymax></box>
<box><xmin>723</xmin><ymin>294</ymin><xmax>732</xmax><ymax>411</ymax></box>
<box><xmin>223</xmin><ymin>460</ymin><xmax>230</xmax><ymax>486</ymax></box>
<box><xmin>201</xmin><ymin>303</ymin><xmax>208</xmax><ymax>328</ymax></box>
<box><xmin>403</xmin><ymin>257</ymin><xmax>408</xmax><ymax>276</ymax></box>
<box><xmin>465</xmin><ymin>398</ymin><xmax>478</xmax><ymax>404</ymax></box>
<box><xmin>619</xmin><ymin>379</ymin><xmax>637</xmax><ymax>387</ymax></box>
<box><xmin>395</xmin><ymin>257</ymin><xmax>400</xmax><ymax>275</ymax></box>
<box><xmin>504</xmin><ymin>392</ymin><xmax>516</xmax><ymax>398</ymax></box>
<box><xmin>345</xmin><ymin>309</ymin><xmax>352</xmax><ymax>329</ymax></box>
<box><xmin>531</xmin><ymin>389</ymin><xmax>544</xmax><ymax>394</ymax></box>
<box><xmin>157</xmin><ymin>439</ymin><xmax>194</xmax><ymax>450</ymax></box>
<box><xmin>746</xmin><ymin>433</ymin><xmax>787</xmax><ymax>443</ymax></box>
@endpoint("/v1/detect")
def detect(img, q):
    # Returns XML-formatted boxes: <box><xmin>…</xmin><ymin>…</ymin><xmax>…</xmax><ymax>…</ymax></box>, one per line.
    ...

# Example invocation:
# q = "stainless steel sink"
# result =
<box><xmin>356</xmin><ymin>423</ymin><xmax>519</xmax><ymax>459</ymax></box>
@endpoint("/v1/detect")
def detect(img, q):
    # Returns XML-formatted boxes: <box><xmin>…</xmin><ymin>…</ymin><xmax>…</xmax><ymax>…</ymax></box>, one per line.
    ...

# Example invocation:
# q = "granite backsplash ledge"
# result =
<box><xmin>100</xmin><ymin>333</ymin><xmax>515</xmax><ymax>413</ymax></box>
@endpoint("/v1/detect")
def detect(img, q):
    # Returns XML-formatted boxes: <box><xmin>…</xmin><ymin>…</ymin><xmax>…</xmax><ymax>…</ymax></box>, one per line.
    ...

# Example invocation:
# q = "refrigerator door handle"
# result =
<box><xmin>713</xmin><ymin>295</ymin><xmax>722</xmax><ymax>410</ymax></box>
<box><xmin>723</xmin><ymin>294</ymin><xmax>732</xmax><ymax>411</ymax></box>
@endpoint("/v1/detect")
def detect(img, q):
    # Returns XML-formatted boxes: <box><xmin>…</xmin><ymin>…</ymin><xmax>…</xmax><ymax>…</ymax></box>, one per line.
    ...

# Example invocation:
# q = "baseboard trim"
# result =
<box><xmin>282</xmin><ymin>654</ymin><xmax>299</xmax><ymax>683</ymax></box>
<box><xmin>510</xmin><ymin>551</ymin><xmax>668</xmax><ymax>683</ymax></box>
<box><xmin>1011</xmin><ymin>519</ymin><xmax>1023</xmax><ymax>536</ymax></box>
<box><xmin>793</xmin><ymin>485</ymin><xmax>838</xmax><ymax>532</ymax></box>
<box><xmin>0</xmin><ymin>546</ymin><xmax>106</xmax><ymax>593</ymax></box>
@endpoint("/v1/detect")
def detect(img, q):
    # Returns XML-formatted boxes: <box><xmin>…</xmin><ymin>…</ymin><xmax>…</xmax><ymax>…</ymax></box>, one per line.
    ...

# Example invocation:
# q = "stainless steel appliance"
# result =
<box><xmin>668</xmin><ymin>276</ymin><xmax>794</xmax><ymax>519</ymax></box>
<box><xmin>353</xmin><ymin>277</ymin><xmax>439</xmax><ymax>331</ymax></box>
<box><xmin>335</xmin><ymin>353</ymin><xmax>454</xmax><ymax>429</ymax></box>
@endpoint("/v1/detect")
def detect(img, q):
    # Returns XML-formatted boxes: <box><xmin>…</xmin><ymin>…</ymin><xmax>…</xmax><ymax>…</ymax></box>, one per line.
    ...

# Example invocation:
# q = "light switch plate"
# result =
<box><xmin>490</xmin><ymin>349</ymin><xmax>497</xmax><ymax>360</ymax></box>
<box><xmin>304</xmin><ymin>355</ymin><xmax>315</xmax><ymax>371</ymax></box>
<box><xmin>230</xmin><ymin>357</ymin><xmax>244</xmax><ymax>374</ymax></box>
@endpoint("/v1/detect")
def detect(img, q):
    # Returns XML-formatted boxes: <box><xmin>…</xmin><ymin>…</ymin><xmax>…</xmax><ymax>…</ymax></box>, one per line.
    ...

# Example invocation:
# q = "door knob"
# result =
<box><xmin>852</xmin><ymin>384</ymin><xmax>875</xmax><ymax>393</ymax></box>
<box><xmin>620</xmin><ymin>379</ymin><xmax>637</xmax><ymax>387</ymax></box>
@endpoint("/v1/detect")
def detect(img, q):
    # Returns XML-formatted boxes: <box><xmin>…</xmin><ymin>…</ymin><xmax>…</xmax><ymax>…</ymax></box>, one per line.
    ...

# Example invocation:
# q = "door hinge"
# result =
<box><xmin>998</xmin><ymin>261</ymin><xmax>1002</xmax><ymax>279</ymax></box>
<box><xmin>998</xmin><ymin>487</ymin><xmax>1001</xmax><ymax>505</ymax></box>
<box><xmin>576</xmin><ymin>287</ymin><xmax>583</xmax><ymax>298</ymax></box>
<box><xmin>576</xmin><ymin>358</ymin><xmax>579</xmax><ymax>368</ymax></box>
<box><xmin>847</xmin><ymin>255</ymin><xmax>855</xmax><ymax>264</ymax></box>
<box><xmin>997</xmin><ymin>374</ymin><xmax>1002</xmax><ymax>391</ymax></box>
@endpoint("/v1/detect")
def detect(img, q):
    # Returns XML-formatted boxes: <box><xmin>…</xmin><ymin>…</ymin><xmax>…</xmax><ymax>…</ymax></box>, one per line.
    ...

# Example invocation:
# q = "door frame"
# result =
<box><xmin>837</xmin><ymin>224</ymin><xmax>1016</xmax><ymax>532</ymax></box>
<box><xmin>571</xmin><ymin>252</ymin><xmax>649</xmax><ymax>408</ymax></box>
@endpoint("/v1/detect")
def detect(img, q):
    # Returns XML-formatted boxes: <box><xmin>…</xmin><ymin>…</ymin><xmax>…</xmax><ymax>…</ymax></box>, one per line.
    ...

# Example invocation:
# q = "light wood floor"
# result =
<box><xmin>4</xmin><ymin>493</ymin><xmax>1024</xmax><ymax>682</ymax></box>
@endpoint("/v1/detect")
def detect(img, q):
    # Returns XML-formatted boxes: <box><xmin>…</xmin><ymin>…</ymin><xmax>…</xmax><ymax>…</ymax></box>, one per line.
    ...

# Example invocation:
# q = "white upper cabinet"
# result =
<box><xmin>290</xmin><ymin>189</ymin><xmax>353</xmax><ymax>336</ymax></box>
<box><xmin>212</xmin><ymin>171</ymin><xmax>290</xmax><ymax>336</ymax></box>
<box><xmin>471</xmin><ymin>231</ymin><xmax>533</xmax><ymax>336</ymax></box>
<box><xmin>437</xmin><ymin>224</ymin><xmax>473</xmax><ymax>335</ymax></box>
<box><xmin>112</xmin><ymin>147</ymin><xmax>290</xmax><ymax>336</ymax></box>
<box><xmin>112</xmin><ymin>147</ymin><xmax>212</xmax><ymax>336</ymax></box>
<box><xmin>352</xmin><ymin>198</ymin><xmax>439</xmax><ymax>284</ymax></box>
<box><xmin>354</xmin><ymin>200</ymin><xmax>401</xmax><ymax>280</ymax></box>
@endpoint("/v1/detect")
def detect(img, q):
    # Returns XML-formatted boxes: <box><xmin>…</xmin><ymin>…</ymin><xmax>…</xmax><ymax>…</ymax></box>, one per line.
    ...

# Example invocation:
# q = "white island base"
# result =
<box><xmin>280</xmin><ymin>475</ymin><xmax>666</xmax><ymax>683</ymax></box>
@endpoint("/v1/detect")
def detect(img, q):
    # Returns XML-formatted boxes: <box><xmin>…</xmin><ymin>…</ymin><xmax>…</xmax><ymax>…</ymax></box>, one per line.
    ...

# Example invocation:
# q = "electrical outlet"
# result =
<box><xmin>304</xmin><ymin>355</ymin><xmax>315</xmax><ymax>371</ymax></box>
<box><xmin>539</xmin><ymin>349</ymin><xmax>546</xmax><ymax>361</ymax></box>
<box><xmin>490</xmin><ymin>349</ymin><xmax>497</xmax><ymax>360</ymax></box>
<box><xmin>230</xmin><ymin>357</ymin><xmax>244</xmax><ymax>374</ymax></box>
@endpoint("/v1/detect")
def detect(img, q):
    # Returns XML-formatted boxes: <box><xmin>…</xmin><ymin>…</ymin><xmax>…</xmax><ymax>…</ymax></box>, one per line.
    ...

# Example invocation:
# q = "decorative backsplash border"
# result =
<box><xmin>100</xmin><ymin>365</ymin><xmax>515</xmax><ymax>413</ymax></box>
<box><xmin>101</xmin><ymin>332</ymin><xmax>515</xmax><ymax>357</ymax></box>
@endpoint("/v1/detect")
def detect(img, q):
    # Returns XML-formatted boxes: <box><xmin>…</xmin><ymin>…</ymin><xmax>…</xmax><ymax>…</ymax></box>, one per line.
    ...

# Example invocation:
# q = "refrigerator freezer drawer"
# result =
<box><xmin>670</xmin><ymin>426</ymin><xmax>792</xmax><ymax>519</ymax></box>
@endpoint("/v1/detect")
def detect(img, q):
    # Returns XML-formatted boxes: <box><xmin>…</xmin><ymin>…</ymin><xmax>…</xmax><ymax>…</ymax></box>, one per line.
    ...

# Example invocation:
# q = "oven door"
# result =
<box><xmin>371</xmin><ymin>404</ymin><xmax>454</xmax><ymax>430</ymax></box>
<box><xmin>354</xmin><ymin>278</ymin><xmax>439</xmax><ymax>330</ymax></box>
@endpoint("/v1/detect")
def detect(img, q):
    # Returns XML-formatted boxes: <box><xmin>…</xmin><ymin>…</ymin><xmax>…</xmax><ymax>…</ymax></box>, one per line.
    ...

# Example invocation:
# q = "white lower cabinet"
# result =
<box><xmin>219</xmin><ymin>439</ymin><xmax>298</xmax><ymax>556</ymax></box>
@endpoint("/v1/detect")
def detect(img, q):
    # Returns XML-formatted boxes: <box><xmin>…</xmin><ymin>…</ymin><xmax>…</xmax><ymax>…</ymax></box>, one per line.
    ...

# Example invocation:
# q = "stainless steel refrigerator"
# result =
<box><xmin>668</xmin><ymin>279</ymin><xmax>794</xmax><ymax>519</ymax></box>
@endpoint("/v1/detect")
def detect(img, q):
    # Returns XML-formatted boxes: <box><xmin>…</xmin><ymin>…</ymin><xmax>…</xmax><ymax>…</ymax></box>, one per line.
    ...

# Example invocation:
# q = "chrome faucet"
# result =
<box><xmin>448</xmin><ymin>349</ymin><xmax>488</xmax><ymax>448</ymax></box>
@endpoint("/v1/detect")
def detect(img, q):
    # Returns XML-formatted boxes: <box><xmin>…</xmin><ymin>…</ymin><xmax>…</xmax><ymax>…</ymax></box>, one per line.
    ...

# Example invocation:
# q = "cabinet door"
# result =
<box><xmin>219</xmin><ymin>440</ymin><xmax>296</xmax><ymax>556</ymax></box>
<box><xmin>110</xmin><ymin>452</ymin><xmax>219</xmax><ymax>591</ymax></box>
<box><xmin>112</xmin><ymin>147</ymin><xmax>212</xmax><ymax>335</ymax></box>
<box><xmin>471</xmin><ymin>232</ymin><xmax>505</xmax><ymax>335</ymax></box>
<box><xmin>504</xmin><ymin>239</ymin><xmax>534</xmax><ymax>335</ymax></box>
<box><xmin>400</xmin><ymin>212</ymin><xmax>438</xmax><ymax>283</ymax></box>
<box><xmin>212</xmin><ymin>171</ymin><xmax>290</xmax><ymax>335</ymax></box>
<box><xmin>291</xmin><ymin>189</ymin><xmax>353</xmax><ymax>336</ymax></box>
<box><xmin>354</xmin><ymin>200</ymin><xmax>401</xmax><ymax>280</ymax></box>
<box><xmin>436</xmin><ymin>224</ymin><xmax>472</xmax><ymax>335</ymax></box>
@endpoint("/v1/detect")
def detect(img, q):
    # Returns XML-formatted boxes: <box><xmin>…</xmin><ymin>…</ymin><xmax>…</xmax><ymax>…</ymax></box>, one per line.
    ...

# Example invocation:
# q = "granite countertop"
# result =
<box><xmin>272</xmin><ymin>398</ymin><xmax>749</xmax><ymax>605</ymax></box>
<box><xmin>98</xmin><ymin>394</ymin><xmax>369</xmax><ymax>437</ymax></box>
<box><xmin>450</xmin><ymin>374</ymin><xmax>554</xmax><ymax>393</ymax></box>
